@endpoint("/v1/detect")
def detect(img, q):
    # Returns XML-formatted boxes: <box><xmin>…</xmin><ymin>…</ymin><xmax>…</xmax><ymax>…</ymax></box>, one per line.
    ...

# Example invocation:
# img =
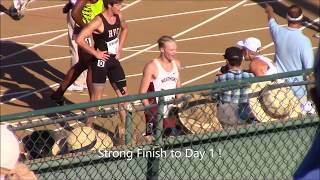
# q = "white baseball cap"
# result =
<box><xmin>237</xmin><ymin>37</ymin><xmax>262</xmax><ymax>52</ymax></box>
<box><xmin>0</xmin><ymin>125</ymin><xmax>20</xmax><ymax>170</ymax></box>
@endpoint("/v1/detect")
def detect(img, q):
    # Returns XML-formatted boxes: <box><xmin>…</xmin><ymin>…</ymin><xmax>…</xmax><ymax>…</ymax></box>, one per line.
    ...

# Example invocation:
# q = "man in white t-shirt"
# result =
<box><xmin>237</xmin><ymin>37</ymin><xmax>277</xmax><ymax>76</ymax></box>
<box><xmin>139</xmin><ymin>35</ymin><xmax>183</xmax><ymax>137</ymax></box>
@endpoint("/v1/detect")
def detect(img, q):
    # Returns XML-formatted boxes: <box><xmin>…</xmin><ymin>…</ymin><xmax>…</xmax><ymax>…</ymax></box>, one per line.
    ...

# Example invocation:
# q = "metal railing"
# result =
<box><xmin>1</xmin><ymin>69</ymin><xmax>319</xmax><ymax>179</ymax></box>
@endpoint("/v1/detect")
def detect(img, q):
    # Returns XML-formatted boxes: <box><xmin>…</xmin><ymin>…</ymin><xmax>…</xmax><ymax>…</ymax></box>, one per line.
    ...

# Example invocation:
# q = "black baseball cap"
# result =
<box><xmin>223</xmin><ymin>46</ymin><xmax>243</xmax><ymax>60</ymax></box>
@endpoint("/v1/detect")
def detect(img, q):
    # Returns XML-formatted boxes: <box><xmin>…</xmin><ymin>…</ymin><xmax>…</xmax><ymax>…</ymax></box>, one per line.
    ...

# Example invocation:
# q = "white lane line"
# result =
<box><xmin>14</xmin><ymin>42</ymin><xmax>69</xmax><ymax>48</ymax></box>
<box><xmin>0</xmin><ymin>56</ymin><xmax>70</xmax><ymax>68</ymax></box>
<box><xmin>1</xmin><ymin>23</ymin><xmax>269</xmax><ymax>69</ymax></box>
<box><xmin>4</xmin><ymin>25</ymin><xmax>278</xmax><ymax>54</ymax></box>
<box><xmin>0</xmin><ymin>0</ymin><xmax>142</xmax><ymax>105</ymax></box>
<box><xmin>173</xmin><ymin>1</ymin><xmax>248</xmax><ymax>38</ymax></box>
<box><xmin>261</xmin><ymin>17</ymin><xmax>320</xmax><ymax>51</ymax></box>
<box><xmin>0</xmin><ymin>90</ymin><xmax>32</xmax><ymax>97</ymax></box>
<box><xmin>243</xmin><ymin>0</ymin><xmax>281</xmax><ymax>6</ymax></box>
<box><xmin>0</xmin><ymin>32</ymin><xmax>68</xmax><ymax>61</ymax></box>
<box><xmin>0</xmin><ymin>1</ymin><xmax>252</xmax><ymax>41</ymax></box>
<box><xmin>0</xmin><ymin>0</ymin><xmax>140</xmax><ymax>41</ymax></box>
<box><xmin>182</xmin><ymin>69</ymin><xmax>220</xmax><ymax>86</ymax></box>
<box><xmin>120</xmin><ymin>0</ymin><xmax>249</xmax><ymax>63</ymax></box>
<box><xmin>1</xmin><ymin>29</ymin><xmax>67</xmax><ymax>41</ymax></box>
<box><xmin>0</xmin><ymin>61</ymin><xmax>224</xmax><ymax>103</ymax></box>
<box><xmin>124</xmin><ymin>49</ymin><xmax>224</xmax><ymax>55</ymax></box>
<box><xmin>176</xmin><ymin>25</ymin><xmax>283</xmax><ymax>42</ymax></box>
<box><xmin>0</xmin><ymin>0</ymin><xmax>141</xmax><ymax>62</ymax></box>
<box><xmin>126</xmin><ymin>7</ymin><xmax>228</xmax><ymax>23</ymax></box>
<box><xmin>183</xmin><ymin>61</ymin><xmax>225</xmax><ymax>69</ymax></box>
<box><xmin>121</xmin><ymin>0</ymin><xmax>141</xmax><ymax>10</ymax></box>
<box><xmin>0</xmin><ymin>83</ymin><xmax>59</xmax><ymax>104</ymax></box>
<box><xmin>123</xmin><ymin>44</ymin><xmax>151</xmax><ymax>50</ymax></box>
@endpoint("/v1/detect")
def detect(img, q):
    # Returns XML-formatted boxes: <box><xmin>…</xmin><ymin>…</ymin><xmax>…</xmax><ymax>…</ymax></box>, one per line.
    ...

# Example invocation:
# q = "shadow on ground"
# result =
<box><xmin>0</xmin><ymin>41</ymin><xmax>73</xmax><ymax>110</ymax></box>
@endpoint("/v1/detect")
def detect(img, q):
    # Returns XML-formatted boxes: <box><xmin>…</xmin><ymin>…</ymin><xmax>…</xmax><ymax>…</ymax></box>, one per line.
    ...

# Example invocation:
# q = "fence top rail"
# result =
<box><xmin>0</xmin><ymin>69</ymin><xmax>313</xmax><ymax>122</ymax></box>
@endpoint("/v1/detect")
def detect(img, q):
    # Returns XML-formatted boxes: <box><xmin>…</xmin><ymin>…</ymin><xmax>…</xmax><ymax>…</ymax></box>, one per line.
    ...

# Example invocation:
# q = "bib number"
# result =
<box><xmin>85</xmin><ymin>37</ymin><xmax>92</xmax><ymax>47</ymax></box>
<box><xmin>97</xmin><ymin>60</ymin><xmax>105</xmax><ymax>67</ymax></box>
<box><xmin>106</xmin><ymin>38</ymin><xmax>119</xmax><ymax>54</ymax></box>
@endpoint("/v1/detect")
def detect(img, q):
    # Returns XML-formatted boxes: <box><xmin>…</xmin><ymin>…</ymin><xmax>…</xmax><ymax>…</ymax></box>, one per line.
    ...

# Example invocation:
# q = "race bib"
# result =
<box><xmin>164</xmin><ymin>94</ymin><xmax>175</xmax><ymax>102</ymax></box>
<box><xmin>97</xmin><ymin>60</ymin><xmax>105</xmax><ymax>67</ymax></box>
<box><xmin>106</xmin><ymin>38</ymin><xmax>119</xmax><ymax>55</ymax></box>
<box><xmin>85</xmin><ymin>37</ymin><xmax>92</xmax><ymax>47</ymax></box>
<box><xmin>156</xmin><ymin>94</ymin><xmax>175</xmax><ymax>118</ymax></box>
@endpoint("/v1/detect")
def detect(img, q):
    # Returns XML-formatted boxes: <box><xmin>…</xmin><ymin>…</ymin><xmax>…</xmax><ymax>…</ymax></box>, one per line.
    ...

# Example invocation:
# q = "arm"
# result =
<box><xmin>249</xmin><ymin>60</ymin><xmax>268</xmax><ymax>77</ymax></box>
<box><xmin>302</xmin><ymin>39</ymin><xmax>315</xmax><ymax>81</ymax></box>
<box><xmin>301</xmin><ymin>39</ymin><xmax>314</xmax><ymax>70</ymax></box>
<box><xmin>174</xmin><ymin>60</ymin><xmax>184</xmax><ymax>99</ymax></box>
<box><xmin>116</xmin><ymin>13</ymin><xmax>129</xmax><ymax>60</ymax></box>
<box><xmin>71</xmin><ymin>0</ymin><xmax>87</xmax><ymax>28</ymax></box>
<box><xmin>264</xmin><ymin>3</ymin><xmax>275</xmax><ymax>21</ymax></box>
<box><xmin>264</xmin><ymin>3</ymin><xmax>280</xmax><ymax>40</ymax></box>
<box><xmin>76</xmin><ymin>16</ymin><xmax>109</xmax><ymax>60</ymax></box>
<box><xmin>139</xmin><ymin>62</ymin><xmax>157</xmax><ymax>106</ymax></box>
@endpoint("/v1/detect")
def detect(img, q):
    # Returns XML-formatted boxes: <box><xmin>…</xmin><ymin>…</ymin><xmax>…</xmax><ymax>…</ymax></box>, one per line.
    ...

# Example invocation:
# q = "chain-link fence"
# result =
<box><xmin>1</xmin><ymin>69</ymin><xmax>319</xmax><ymax>179</ymax></box>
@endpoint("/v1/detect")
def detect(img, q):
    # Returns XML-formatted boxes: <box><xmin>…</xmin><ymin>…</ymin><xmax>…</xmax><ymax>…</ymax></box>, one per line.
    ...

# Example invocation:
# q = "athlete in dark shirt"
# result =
<box><xmin>76</xmin><ymin>0</ymin><xmax>128</xmax><ymax>143</ymax></box>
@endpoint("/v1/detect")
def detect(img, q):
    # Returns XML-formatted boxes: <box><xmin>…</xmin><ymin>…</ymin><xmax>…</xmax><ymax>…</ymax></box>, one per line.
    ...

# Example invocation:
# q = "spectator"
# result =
<box><xmin>237</xmin><ymin>37</ymin><xmax>277</xmax><ymax>76</ymax></box>
<box><xmin>139</xmin><ymin>35</ymin><xmax>183</xmax><ymax>137</ymax></box>
<box><xmin>214</xmin><ymin>47</ymin><xmax>255</xmax><ymax>128</ymax></box>
<box><xmin>0</xmin><ymin>125</ymin><xmax>37</xmax><ymax>180</ymax></box>
<box><xmin>264</xmin><ymin>3</ymin><xmax>314</xmax><ymax>104</ymax></box>
<box><xmin>51</xmin><ymin>126</ymin><xmax>113</xmax><ymax>155</ymax></box>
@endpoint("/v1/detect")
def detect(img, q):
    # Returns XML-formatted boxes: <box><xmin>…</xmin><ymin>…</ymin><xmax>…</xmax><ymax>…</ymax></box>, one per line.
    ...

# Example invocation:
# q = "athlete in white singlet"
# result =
<box><xmin>139</xmin><ymin>36</ymin><xmax>183</xmax><ymax>137</ymax></box>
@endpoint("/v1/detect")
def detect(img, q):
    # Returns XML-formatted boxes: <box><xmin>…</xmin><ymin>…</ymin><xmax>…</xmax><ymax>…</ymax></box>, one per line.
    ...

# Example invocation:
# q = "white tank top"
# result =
<box><xmin>151</xmin><ymin>59</ymin><xmax>179</xmax><ymax>117</ymax></box>
<box><xmin>256</xmin><ymin>55</ymin><xmax>277</xmax><ymax>75</ymax></box>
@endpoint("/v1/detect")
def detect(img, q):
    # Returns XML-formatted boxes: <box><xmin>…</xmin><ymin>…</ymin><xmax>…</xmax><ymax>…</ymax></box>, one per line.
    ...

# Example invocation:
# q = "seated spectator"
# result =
<box><xmin>22</xmin><ymin>130</ymin><xmax>55</xmax><ymax>159</ymax></box>
<box><xmin>237</xmin><ymin>37</ymin><xmax>277</xmax><ymax>76</ymax></box>
<box><xmin>214</xmin><ymin>47</ymin><xmax>255</xmax><ymax>128</ymax></box>
<box><xmin>52</xmin><ymin>126</ymin><xmax>113</xmax><ymax>155</ymax></box>
<box><xmin>1</xmin><ymin>125</ymin><xmax>37</xmax><ymax>180</ymax></box>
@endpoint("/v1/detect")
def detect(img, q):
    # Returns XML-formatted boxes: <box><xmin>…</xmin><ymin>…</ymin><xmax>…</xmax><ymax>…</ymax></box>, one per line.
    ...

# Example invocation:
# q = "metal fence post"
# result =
<box><xmin>155</xmin><ymin>96</ymin><xmax>164</xmax><ymax>144</ymax></box>
<box><xmin>125</xmin><ymin>111</ymin><xmax>132</xmax><ymax>145</ymax></box>
<box><xmin>147</xmin><ymin>96</ymin><xmax>164</xmax><ymax>180</ymax></box>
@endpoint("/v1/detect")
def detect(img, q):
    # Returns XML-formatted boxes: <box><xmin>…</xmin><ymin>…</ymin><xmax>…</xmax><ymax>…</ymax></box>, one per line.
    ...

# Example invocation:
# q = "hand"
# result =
<box><xmin>62</xmin><ymin>2</ymin><xmax>72</xmax><ymax>14</ymax></box>
<box><xmin>264</xmin><ymin>3</ymin><xmax>273</xmax><ymax>14</ymax></box>
<box><xmin>115</xmin><ymin>50</ymin><xmax>121</xmax><ymax>60</ymax></box>
<box><xmin>94</xmin><ymin>49</ymin><xmax>109</xmax><ymax>61</ymax></box>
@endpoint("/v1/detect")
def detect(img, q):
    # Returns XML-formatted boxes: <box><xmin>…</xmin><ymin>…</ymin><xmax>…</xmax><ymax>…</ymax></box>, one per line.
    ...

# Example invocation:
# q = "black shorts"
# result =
<box><xmin>91</xmin><ymin>56</ymin><xmax>127</xmax><ymax>88</ymax></box>
<box><xmin>145</xmin><ymin>106</ymin><xmax>179</xmax><ymax>137</ymax></box>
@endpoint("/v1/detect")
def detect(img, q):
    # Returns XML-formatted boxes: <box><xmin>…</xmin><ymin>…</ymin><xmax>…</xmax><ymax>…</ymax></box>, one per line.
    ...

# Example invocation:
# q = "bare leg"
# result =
<box><xmin>51</xmin><ymin>48</ymin><xmax>92</xmax><ymax>101</ymax></box>
<box><xmin>113</xmin><ymin>86</ymin><xmax>128</xmax><ymax>140</ymax></box>
<box><xmin>86</xmin><ymin>84</ymin><xmax>105</xmax><ymax>127</ymax></box>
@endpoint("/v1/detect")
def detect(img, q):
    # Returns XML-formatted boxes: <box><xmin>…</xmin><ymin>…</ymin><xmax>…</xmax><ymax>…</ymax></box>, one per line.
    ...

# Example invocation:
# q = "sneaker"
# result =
<box><xmin>67</xmin><ymin>84</ymin><xmax>84</xmax><ymax>92</ymax></box>
<box><xmin>50</xmin><ymin>93</ymin><xmax>65</xmax><ymax>106</ymax></box>
<box><xmin>8</xmin><ymin>6</ymin><xmax>24</xmax><ymax>20</ymax></box>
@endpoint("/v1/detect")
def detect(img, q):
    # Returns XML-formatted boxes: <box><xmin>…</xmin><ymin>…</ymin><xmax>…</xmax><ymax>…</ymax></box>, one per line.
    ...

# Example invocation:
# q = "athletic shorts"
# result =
<box><xmin>145</xmin><ymin>106</ymin><xmax>177</xmax><ymax>136</ymax></box>
<box><xmin>91</xmin><ymin>56</ymin><xmax>127</xmax><ymax>89</ymax></box>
